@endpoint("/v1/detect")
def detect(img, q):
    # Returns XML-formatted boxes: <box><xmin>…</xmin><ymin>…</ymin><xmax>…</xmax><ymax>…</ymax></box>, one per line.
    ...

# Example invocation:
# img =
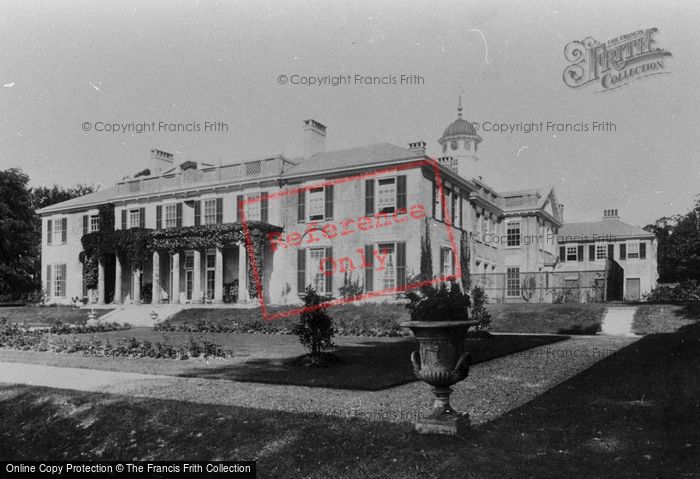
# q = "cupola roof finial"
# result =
<box><xmin>457</xmin><ymin>94</ymin><xmax>463</xmax><ymax>119</ymax></box>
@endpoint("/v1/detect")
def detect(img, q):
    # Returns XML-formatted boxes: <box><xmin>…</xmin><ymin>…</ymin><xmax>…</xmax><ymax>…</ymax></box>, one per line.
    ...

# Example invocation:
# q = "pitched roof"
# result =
<box><xmin>37</xmin><ymin>186</ymin><xmax>119</xmax><ymax>214</ymax></box>
<box><xmin>283</xmin><ymin>142</ymin><xmax>418</xmax><ymax>176</ymax></box>
<box><xmin>558</xmin><ymin>219</ymin><xmax>653</xmax><ymax>241</ymax></box>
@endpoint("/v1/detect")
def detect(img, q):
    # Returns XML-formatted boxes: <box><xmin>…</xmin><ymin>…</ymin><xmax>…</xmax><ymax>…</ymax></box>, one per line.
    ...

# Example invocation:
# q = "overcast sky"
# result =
<box><xmin>1</xmin><ymin>0</ymin><xmax>698</xmax><ymax>226</ymax></box>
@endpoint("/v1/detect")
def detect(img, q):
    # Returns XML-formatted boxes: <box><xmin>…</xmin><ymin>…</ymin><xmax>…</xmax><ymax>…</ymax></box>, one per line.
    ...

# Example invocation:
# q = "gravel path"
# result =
<box><xmin>0</xmin><ymin>335</ymin><xmax>636</xmax><ymax>426</ymax></box>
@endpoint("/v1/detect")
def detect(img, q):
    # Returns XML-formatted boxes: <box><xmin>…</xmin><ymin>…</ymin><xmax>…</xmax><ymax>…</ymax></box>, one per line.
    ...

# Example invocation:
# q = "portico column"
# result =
<box><xmin>114</xmin><ymin>255</ymin><xmax>122</xmax><ymax>304</ymax></box>
<box><xmin>171</xmin><ymin>252</ymin><xmax>180</xmax><ymax>304</ymax></box>
<box><xmin>152</xmin><ymin>251</ymin><xmax>161</xmax><ymax>304</ymax></box>
<box><xmin>133</xmin><ymin>269</ymin><xmax>141</xmax><ymax>304</ymax></box>
<box><xmin>193</xmin><ymin>249</ymin><xmax>202</xmax><ymax>304</ymax></box>
<box><xmin>237</xmin><ymin>242</ymin><xmax>249</xmax><ymax>303</ymax></box>
<box><xmin>97</xmin><ymin>259</ymin><xmax>106</xmax><ymax>305</ymax></box>
<box><xmin>214</xmin><ymin>247</ymin><xmax>224</xmax><ymax>303</ymax></box>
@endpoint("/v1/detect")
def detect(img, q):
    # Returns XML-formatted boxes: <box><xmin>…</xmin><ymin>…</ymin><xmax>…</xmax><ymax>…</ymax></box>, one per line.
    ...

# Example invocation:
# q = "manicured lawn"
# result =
<box><xmin>486</xmin><ymin>303</ymin><xmax>607</xmax><ymax>334</ymax></box>
<box><xmin>0</xmin><ymin>329</ymin><xmax>566</xmax><ymax>391</ymax></box>
<box><xmin>2</xmin><ymin>323</ymin><xmax>698</xmax><ymax>477</ymax></box>
<box><xmin>176</xmin><ymin>334</ymin><xmax>566</xmax><ymax>390</ymax></box>
<box><xmin>0</xmin><ymin>306</ymin><xmax>113</xmax><ymax>327</ymax></box>
<box><xmin>632</xmin><ymin>303</ymin><xmax>700</xmax><ymax>334</ymax></box>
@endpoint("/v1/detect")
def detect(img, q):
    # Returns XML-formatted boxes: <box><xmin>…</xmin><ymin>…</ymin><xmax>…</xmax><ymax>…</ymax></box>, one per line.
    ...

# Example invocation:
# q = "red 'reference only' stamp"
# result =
<box><xmin>239</xmin><ymin>158</ymin><xmax>460</xmax><ymax>321</ymax></box>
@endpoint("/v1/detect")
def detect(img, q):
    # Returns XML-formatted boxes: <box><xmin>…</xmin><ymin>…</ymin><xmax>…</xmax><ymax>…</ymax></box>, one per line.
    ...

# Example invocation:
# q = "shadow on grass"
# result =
<box><xmin>557</xmin><ymin>323</ymin><xmax>601</xmax><ymax>335</ymax></box>
<box><xmin>464</xmin><ymin>321</ymin><xmax>700</xmax><ymax>477</ymax></box>
<box><xmin>178</xmin><ymin>334</ymin><xmax>568</xmax><ymax>391</ymax></box>
<box><xmin>2</xmin><ymin>325</ymin><xmax>698</xmax><ymax>476</ymax></box>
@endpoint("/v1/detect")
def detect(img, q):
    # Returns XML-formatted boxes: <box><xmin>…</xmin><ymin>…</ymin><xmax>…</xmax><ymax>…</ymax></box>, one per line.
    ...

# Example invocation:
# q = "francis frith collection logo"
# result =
<box><xmin>563</xmin><ymin>28</ymin><xmax>672</xmax><ymax>92</ymax></box>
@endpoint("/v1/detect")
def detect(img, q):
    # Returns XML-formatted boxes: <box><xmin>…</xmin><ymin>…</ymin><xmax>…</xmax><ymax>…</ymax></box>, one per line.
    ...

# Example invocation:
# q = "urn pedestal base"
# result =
<box><xmin>414</xmin><ymin>386</ymin><xmax>471</xmax><ymax>435</ymax></box>
<box><xmin>415</xmin><ymin>412</ymin><xmax>470</xmax><ymax>436</ymax></box>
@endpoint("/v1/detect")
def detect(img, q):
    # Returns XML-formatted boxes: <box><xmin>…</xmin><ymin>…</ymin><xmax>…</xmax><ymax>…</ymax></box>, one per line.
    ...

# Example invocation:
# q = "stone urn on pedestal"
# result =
<box><xmin>401</xmin><ymin>281</ymin><xmax>478</xmax><ymax>435</ymax></box>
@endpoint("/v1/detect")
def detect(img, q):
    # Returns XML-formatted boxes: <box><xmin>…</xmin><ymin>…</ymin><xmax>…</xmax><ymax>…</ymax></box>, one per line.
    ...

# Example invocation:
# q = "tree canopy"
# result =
<box><xmin>0</xmin><ymin>169</ymin><xmax>38</xmax><ymax>297</ymax></box>
<box><xmin>645</xmin><ymin>195</ymin><xmax>700</xmax><ymax>283</ymax></box>
<box><xmin>0</xmin><ymin>169</ymin><xmax>95</xmax><ymax>300</ymax></box>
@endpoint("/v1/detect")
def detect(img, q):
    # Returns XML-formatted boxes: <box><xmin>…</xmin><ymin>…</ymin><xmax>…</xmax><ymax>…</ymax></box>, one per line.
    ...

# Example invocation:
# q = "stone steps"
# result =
<box><xmin>599</xmin><ymin>306</ymin><xmax>638</xmax><ymax>337</ymax></box>
<box><xmin>97</xmin><ymin>305</ymin><xmax>185</xmax><ymax>327</ymax></box>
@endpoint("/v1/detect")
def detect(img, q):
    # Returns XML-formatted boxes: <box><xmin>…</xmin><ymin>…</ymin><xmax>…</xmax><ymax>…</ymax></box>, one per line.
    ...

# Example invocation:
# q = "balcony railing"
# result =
<box><xmin>115</xmin><ymin>157</ymin><xmax>292</xmax><ymax>196</ymax></box>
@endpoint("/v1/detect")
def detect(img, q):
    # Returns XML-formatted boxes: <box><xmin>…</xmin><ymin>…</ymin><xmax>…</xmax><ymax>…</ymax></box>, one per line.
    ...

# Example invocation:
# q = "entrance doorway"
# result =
<box><xmin>625</xmin><ymin>278</ymin><xmax>641</xmax><ymax>301</ymax></box>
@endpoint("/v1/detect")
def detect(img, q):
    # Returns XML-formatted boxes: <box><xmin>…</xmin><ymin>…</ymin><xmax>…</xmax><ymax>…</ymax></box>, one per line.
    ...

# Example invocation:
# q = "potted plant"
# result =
<box><xmin>401</xmin><ymin>281</ymin><xmax>478</xmax><ymax>435</ymax></box>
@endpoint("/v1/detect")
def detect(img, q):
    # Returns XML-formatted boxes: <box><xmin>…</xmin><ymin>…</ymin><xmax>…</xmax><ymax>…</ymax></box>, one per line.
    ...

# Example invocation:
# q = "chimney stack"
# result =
<box><xmin>303</xmin><ymin>119</ymin><xmax>327</xmax><ymax>159</ymax></box>
<box><xmin>438</xmin><ymin>156</ymin><xmax>457</xmax><ymax>173</ymax></box>
<box><xmin>408</xmin><ymin>141</ymin><xmax>426</xmax><ymax>155</ymax></box>
<box><xmin>150</xmin><ymin>149</ymin><xmax>174</xmax><ymax>175</ymax></box>
<box><xmin>602</xmin><ymin>208</ymin><xmax>619</xmax><ymax>220</ymax></box>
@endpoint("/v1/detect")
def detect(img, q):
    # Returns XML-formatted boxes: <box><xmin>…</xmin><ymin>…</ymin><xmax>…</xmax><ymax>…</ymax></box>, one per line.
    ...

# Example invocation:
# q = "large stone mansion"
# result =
<box><xmin>38</xmin><ymin>104</ymin><xmax>657</xmax><ymax>306</ymax></box>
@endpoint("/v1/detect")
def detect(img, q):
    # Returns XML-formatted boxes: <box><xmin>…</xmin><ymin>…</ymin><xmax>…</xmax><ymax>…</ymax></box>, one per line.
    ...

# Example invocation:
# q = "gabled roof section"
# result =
<box><xmin>559</xmin><ymin>220</ymin><xmax>654</xmax><ymax>241</ymax></box>
<box><xmin>502</xmin><ymin>186</ymin><xmax>563</xmax><ymax>226</ymax></box>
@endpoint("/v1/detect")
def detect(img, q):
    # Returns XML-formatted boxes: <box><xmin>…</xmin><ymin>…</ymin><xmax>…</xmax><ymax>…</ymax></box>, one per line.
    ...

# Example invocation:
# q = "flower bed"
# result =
<box><xmin>0</xmin><ymin>318</ymin><xmax>231</xmax><ymax>359</ymax></box>
<box><xmin>155</xmin><ymin>303</ymin><xmax>412</xmax><ymax>337</ymax></box>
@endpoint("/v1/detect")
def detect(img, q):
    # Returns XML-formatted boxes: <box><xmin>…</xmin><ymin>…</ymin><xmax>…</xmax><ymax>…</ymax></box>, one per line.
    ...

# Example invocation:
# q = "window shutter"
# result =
<box><xmin>364</xmin><ymin>244</ymin><xmax>374</xmax><ymax>292</ymax></box>
<box><xmin>139</xmin><ymin>208</ymin><xmax>146</xmax><ymax>229</ymax></box>
<box><xmin>608</xmin><ymin>244</ymin><xmax>614</xmax><ymax>259</ymax></box>
<box><xmin>397</xmin><ymin>242</ymin><xmax>406</xmax><ymax>288</ymax></box>
<box><xmin>173</xmin><ymin>203</ymin><xmax>181</xmax><ymax>227</ymax></box>
<box><xmin>61</xmin><ymin>218</ymin><xmax>67</xmax><ymax>243</ymax></box>
<box><xmin>459</xmin><ymin>195</ymin><xmax>464</xmax><ymax>229</ymax></box>
<box><xmin>397</xmin><ymin>175</ymin><xmax>407</xmax><ymax>212</ymax></box>
<box><xmin>559</xmin><ymin>246</ymin><xmax>566</xmax><ymax>262</ymax></box>
<box><xmin>121</xmin><ymin>210</ymin><xmax>127</xmax><ymax>230</ymax></box>
<box><xmin>156</xmin><ymin>205</ymin><xmax>162</xmax><ymax>230</ymax></box>
<box><xmin>261</xmin><ymin>192</ymin><xmax>268</xmax><ymax>223</ymax></box>
<box><xmin>440</xmin><ymin>248</ymin><xmax>446</xmax><ymax>276</ymax></box>
<box><xmin>577</xmin><ymin>245</ymin><xmax>584</xmax><ymax>262</ymax></box>
<box><xmin>432</xmin><ymin>180</ymin><xmax>437</xmax><ymax>218</ymax></box>
<box><xmin>83</xmin><ymin>215</ymin><xmax>88</xmax><ymax>236</ymax></box>
<box><xmin>325</xmin><ymin>246</ymin><xmax>333</xmax><ymax>294</ymax></box>
<box><xmin>194</xmin><ymin>201</ymin><xmax>201</xmax><ymax>226</ymax></box>
<box><xmin>589</xmin><ymin>245</ymin><xmax>595</xmax><ymax>261</ymax></box>
<box><xmin>297</xmin><ymin>190</ymin><xmax>305</xmax><ymax>222</ymax></box>
<box><xmin>620</xmin><ymin>243</ymin><xmax>626</xmax><ymax>260</ymax></box>
<box><xmin>47</xmin><ymin>219</ymin><xmax>53</xmax><ymax>245</ymax></box>
<box><xmin>297</xmin><ymin>248</ymin><xmax>306</xmax><ymax>294</ymax></box>
<box><xmin>640</xmin><ymin>242</ymin><xmax>646</xmax><ymax>259</ymax></box>
<box><xmin>365</xmin><ymin>179</ymin><xmax>374</xmax><ymax>216</ymax></box>
<box><xmin>451</xmin><ymin>191</ymin><xmax>456</xmax><ymax>225</ymax></box>
<box><xmin>324</xmin><ymin>185</ymin><xmax>334</xmax><ymax>220</ymax></box>
<box><xmin>216</xmin><ymin>197</ymin><xmax>223</xmax><ymax>224</ymax></box>
<box><xmin>45</xmin><ymin>264</ymin><xmax>51</xmax><ymax>297</ymax></box>
<box><xmin>237</xmin><ymin>195</ymin><xmax>244</xmax><ymax>222</ymax></box>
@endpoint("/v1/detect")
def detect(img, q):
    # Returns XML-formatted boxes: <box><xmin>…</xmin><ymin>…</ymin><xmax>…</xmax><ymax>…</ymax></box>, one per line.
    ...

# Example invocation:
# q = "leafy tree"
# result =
<box><xmin>645</xmin><ymin>195</ymin><xmax>700</xmax><ymax>283</ymax></box>
<box><xmin>470</xmin><ymin>286</ymin><xmax>492</xmax><ymax>330</ymax></box>
<box><xmin>0</xmin><ymin>172</ymin><xmax>96</xmax><ymax>300</ymax></box>
<box><xmin>0</xmin><ymin>169</ymin><xmax>39</xmax><ymax>298</ymax></box>
<box><xmin>292</xmin><ymin>286</ymin><xmax>335</xmax><ymax>357</ymax></box>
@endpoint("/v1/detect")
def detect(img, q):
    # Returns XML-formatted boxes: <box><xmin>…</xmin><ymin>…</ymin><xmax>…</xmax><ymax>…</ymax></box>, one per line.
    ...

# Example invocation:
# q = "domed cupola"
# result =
<box><xmin>438</xmin><ymin>97</ymin><xmax>483</xmax><ymax>179</ymax></box>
